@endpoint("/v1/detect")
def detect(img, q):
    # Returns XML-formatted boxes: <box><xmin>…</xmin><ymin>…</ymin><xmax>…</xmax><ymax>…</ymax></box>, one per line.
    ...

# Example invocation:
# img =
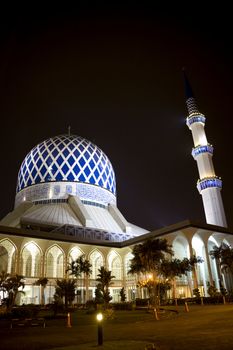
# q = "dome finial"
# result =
<box><xmin>68</xmin><ymin>125</ymin><xmax>71</xmax><ymax>136</ymax></box>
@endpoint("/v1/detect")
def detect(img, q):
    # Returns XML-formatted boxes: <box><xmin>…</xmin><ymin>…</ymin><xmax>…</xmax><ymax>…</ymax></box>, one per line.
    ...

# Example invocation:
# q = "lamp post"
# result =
<box><xmin>96</xmin><ymin>312</ymin><xmax>103</xmax><ymax>346</ymax></box>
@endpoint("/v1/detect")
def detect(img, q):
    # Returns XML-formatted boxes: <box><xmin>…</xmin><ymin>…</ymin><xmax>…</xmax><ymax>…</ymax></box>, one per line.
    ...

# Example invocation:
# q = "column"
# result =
<box><xmin>188</xmin><ymin>242</ymin><xmax>198</xmax><ymax>290</ymax></box>
<box><xmin>204</xmin><ymin>243</ymin><xmax>213</xmax><ymax>285</ymax></box>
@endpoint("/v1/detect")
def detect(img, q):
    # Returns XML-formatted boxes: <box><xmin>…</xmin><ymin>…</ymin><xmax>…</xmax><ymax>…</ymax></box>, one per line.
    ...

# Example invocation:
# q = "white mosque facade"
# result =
<box><xmin>0</xmin><ymin>77</ymin><xmax>233</xmax><ymax>304</ymax></box>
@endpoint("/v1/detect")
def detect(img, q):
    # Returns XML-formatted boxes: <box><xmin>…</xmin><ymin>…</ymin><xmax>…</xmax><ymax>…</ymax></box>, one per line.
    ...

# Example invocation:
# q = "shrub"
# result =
<box><xmin>193</xmin><ymin>288</ymin><xmax>201</xmax><ymax>298</ymax></box>
<box><xmin>103</xmin><ymin>308</ymin><xmax>115</xmax><ymax>320</ymax></box>
<box><xmin>85</xmin><ymin>300</ymin><xmax>97</xmax><ymax>314</ymax></box>
<box><xmin>135</xmin><ymin>298</ymin><xmax>150</xmax><ymax>306</ymax></box>
<box><xmin>10</xmin><ymin>305</ymin><xmax>40</xmax><ymax>319</ymax></box>
<box><xmin>119</xmin><ymin>287</ymin><xmax>126</xmax><ymax>302</ymax></box>
<box><xmin>112</xmin><ymin>302</ymin><xmax>133</xmax><ymax>310</ymax></box>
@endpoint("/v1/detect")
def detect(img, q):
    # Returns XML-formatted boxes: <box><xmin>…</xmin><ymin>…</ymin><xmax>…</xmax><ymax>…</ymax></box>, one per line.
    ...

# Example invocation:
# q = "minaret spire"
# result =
<box><xmin>183</xmin><ymin>70</ymin><xmax>227</xmax><ymax>228</ymax></box>
<box><xmin>182</xmin><ymin>68</ymin><xmax>199</xmax><ymax>115</ymax></box>
<box><xmin>183</xmin><ymin>68</ymin><xmax>194</xmax><ymax>99</ymax></box>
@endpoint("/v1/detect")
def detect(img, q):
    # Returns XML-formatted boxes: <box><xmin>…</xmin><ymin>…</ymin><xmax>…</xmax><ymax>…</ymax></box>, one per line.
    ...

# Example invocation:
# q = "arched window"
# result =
<box><xmin>124</xmin><ymin>252</ymin><xmax>134</xmax><ymax>280</ymax></box>
<box><xmin>21</xmin><ymin>242</ymin><xmax>41</xmax><ymax>277</ymax></box>
<box><xmin>68</xmin><ymin>247</ymin><xmax>84</xmax><ymax>263</ymax></box>
<box><xmin>0</xmin><ymin>239</ymin><xmax>16</xmax><ymax>274</ymax></box>
<box><xmin>0</xmin><ymin>246</ymin><xmax>8</xmax><ymax>273</ymax></box>
<box><xmin>89</xmin><ymin>250</ymin><xmax>104</xmax><ymax>279</ymax></box>
<box><xmin>108</xmin><ymin>251</ymin><xmax>122</xmax><ymax>280</ymax></box>
<box><xmin>192</xmin><ymin>235</ymin><xmax>207</xmax><ymax>290</ymax></box>
<box><xmin>46</xmin><ymin>245</ymin><xmax>64</xmax><ymax>278</ymax></box>
<box><xmin>124</xmin><ymin>253</ymin><xmax>133</xmax><ymax>274</ymax></box>
<box><xmin>172</xmin><ymin>236</ymin><xmax>189</xmax><ymax>259</ymax></box>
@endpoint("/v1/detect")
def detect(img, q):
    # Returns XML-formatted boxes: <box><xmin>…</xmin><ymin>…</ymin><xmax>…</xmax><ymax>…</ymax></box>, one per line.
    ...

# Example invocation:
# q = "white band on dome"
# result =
<box><xmin>15</xmin><ymin>181</ymin><xmax>116</xmax><ymax>208</ymax></box>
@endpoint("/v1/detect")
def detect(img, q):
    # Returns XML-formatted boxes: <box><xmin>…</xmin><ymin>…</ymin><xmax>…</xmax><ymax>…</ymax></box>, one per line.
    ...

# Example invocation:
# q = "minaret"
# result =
<box><xmin>183</xmin><ymin>70</ymin><xmax>227</xmax><ymax>227</ymax></box>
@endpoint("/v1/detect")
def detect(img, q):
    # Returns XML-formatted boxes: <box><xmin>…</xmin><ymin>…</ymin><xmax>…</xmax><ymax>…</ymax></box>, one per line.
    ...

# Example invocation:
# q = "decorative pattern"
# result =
<box><xmin>53</xmin><ymin>224</ymin><xmax>135</xmax><ymax>242</ymax></box>
<box><xmin>16</xmin><ymin>134</ymin><xmax>116</xmax><ymax>195</ymax></box>
<box><xmin>15</xmin><ymin>181</ymin><xmax>116</xmax><ymax>208</ymax></box>
<box><xmin>197</xmin><ymin>177</ymin><xmax>222</xmax><ymax>193</ymax></box>
<box><xmin>192</xmin><ymin>144</ymin><xmax>213</xmax><ymax>158</ymax></box>
<box><xmin>186</xmin><ymin>97</ymin><xmax>199</xmax><ymax>115</ymax></box>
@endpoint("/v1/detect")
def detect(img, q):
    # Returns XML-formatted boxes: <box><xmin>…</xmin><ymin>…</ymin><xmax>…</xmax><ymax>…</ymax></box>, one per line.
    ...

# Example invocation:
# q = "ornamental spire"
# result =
<box><xmin>182</xmin><ymin>68</ymin><xmax>199</xmax><ymax>115</ymax></box>
<box><xmin>184</xmin><ymin>70</ymin><xmax>227</xmax><ymax>228</ymax></box>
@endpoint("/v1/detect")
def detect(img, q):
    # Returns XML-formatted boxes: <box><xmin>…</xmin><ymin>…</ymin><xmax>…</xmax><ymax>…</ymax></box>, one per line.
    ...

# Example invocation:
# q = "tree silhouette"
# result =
<box><xmin>96</xmin><ymin>266</ymin><xmax>115</xmax><ymax>308</ymax></box>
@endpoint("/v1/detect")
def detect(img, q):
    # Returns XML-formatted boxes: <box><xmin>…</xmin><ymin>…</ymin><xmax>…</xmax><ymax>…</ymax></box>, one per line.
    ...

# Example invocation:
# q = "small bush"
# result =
<box><xmin>112</xmin><ymin>302</ymin><xmax>133</xmax><ymax>310</ymax></box>
<box><xmin>103</xmin><ymin>308</ymin><xmax>115</xmax><ymax>320</ymax></box>
<box><xmin>85</xmin><ymin>300</ymin><xmax>96</xmax><ymax>314</ymax></box>
<box><xmin>10</xmin><ymin>305</ymin><xmax>40</xmax><ymax>319</ymax></box>
<box><xmin>135</xmin><ymin>298</ymin><xmax>150</xmax><ymax>306</ymax></box>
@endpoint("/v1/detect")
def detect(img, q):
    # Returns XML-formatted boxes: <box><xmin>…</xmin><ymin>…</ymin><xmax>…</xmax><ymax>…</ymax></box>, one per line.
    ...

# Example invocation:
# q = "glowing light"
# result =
<box><xmin>25</xmin><ymin>242</ymin><xmax>38</xmax><ymax>254</ymax></box>
<box><xmin>96</xmin><ymin>313</ymin><xmax>103</xmax><ymax>322</ymax></box>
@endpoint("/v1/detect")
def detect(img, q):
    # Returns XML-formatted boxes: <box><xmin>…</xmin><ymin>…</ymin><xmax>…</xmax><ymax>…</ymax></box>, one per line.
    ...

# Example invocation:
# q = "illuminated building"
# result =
<box><xmin>0</xmin><ymin>79</ymin><xmax>232</xmax><ymax>303</ymax></box>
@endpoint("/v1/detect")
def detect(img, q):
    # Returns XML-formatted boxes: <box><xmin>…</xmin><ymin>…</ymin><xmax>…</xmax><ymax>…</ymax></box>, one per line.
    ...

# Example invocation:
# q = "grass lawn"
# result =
<box><xmin>0</xmin><ymin>304</ymin><xmax>233</xmax><ymax>349</ymax></box>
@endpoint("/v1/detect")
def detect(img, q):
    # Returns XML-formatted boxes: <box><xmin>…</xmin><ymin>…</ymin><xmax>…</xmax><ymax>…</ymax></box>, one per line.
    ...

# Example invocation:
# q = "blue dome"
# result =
<box><xmin>16</xmin><ymin>134</ymin><xmax>116</xmax><ymax>195</ymax></box>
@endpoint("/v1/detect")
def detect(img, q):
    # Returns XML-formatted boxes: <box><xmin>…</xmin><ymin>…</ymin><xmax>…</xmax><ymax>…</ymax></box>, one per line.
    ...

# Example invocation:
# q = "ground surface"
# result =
<box><xmin>0</xmin><ymin>304</ymin><xmax>233</xmax><ymax>350</ymax></box>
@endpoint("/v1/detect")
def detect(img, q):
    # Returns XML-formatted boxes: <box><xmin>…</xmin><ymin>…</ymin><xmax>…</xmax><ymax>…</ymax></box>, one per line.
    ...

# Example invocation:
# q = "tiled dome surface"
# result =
<box><xmin>16</xmin><ymin>134</ymin><xmax>116</xmax><ymax>195</ymax></box>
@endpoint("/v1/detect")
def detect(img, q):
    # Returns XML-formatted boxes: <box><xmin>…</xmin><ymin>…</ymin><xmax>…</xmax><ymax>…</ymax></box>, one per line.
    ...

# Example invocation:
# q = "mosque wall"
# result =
<box><xmin>1</xmin><ymin>226</ymin><xmax>233</xmax><ymax>305</ymax></box>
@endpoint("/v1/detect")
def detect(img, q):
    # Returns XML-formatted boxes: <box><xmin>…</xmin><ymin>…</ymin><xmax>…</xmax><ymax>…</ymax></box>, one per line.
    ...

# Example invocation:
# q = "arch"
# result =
<box><xmin>208</xmin><ymin>235</ymin><xmax>220</xmax><ymax>290</ymax></box>
<box><xmin>208</xmin><ymin>236</ymin><xmax>219</xmax><ymax>247</ymax></box>
<box><xmin>21</xmin><ymin>242</ymin><xmax>41</xmax><ymax>277</ymax></box>
<box><xmin>172</xmin><ymin>236</ymin><xmax>189</xmax><ymax>259</ymax></box>
<box><xmin>222</xmin><ymin>238</ymin><xmax>231</xmax><ymax>247</ymax></box>
<box><xmin>124</xmin><ymin>252</ymin><xmax>135</xmax><ymax>281</ymax></box>
<box><xmin>221</xmin><ymin>239</ymin><xmax>233</xmax><ymax>291</ymax></box>
<box><xmin>124</xmin><ymin>252</ymin><xmax>133</xmax><ymax>274</ymax></box>
<box><xmin>45</xmin><ymin>245</ymin><xmax>64</xmax><ymax>278</ymax></box>
<box><xmin>89</xmin><ymin>249</ymin><xmax>104</xmax><ymax>280</ymax></box>
<box><xmin>208</xmin><ymin>235</ymin><xmax>233</xmax><ymax>292</ymax></box>
<box><xmin>107</xmin><ymin>250</ymin><xmax>122</xmax><ymax>280</ymax></box>
<box><xmin>192</xmin><ymin>234</ymin><xmax>208</xmax><ymax>294</ymax></box>
<box><xmin>68</xmin><ymin>246</ymin><xmax>84</xmax><ymax>263</ymax></box>
<box><xmin>0</xmin><ymin>239</ymin><xmax>16</xmax><ymax>274</ymax></box>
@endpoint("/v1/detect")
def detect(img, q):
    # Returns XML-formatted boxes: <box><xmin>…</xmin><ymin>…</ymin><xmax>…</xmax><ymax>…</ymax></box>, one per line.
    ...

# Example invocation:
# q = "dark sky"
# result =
<box><xmin>0</xmin><ymin>4</ymin><xmax>232</xmax><ymax>231</ymax></box>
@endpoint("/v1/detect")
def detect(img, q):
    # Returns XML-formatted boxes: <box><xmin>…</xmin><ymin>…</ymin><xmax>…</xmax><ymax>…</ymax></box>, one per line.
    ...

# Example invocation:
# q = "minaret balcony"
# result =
<box><xmin>197</xmin><ymin>176</ymin><xmax>222</xmax><ymax>193</ymax></box>
<box><xmin>186</xmin><ymin>113</ymin><xmax>206</xmax><ymax>128</ymax></box>
<box><xmin>192</xmin><ymin>144</ymin><xmax>213</xmax><ymax>159</ymax></box>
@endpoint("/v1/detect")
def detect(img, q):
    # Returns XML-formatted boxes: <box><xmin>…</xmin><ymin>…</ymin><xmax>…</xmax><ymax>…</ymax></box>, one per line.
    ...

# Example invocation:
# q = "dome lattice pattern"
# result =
<box><xmin>17</xmin><ymin>135</ymin><xmax>116</xmax><ymax>195</ymax></box>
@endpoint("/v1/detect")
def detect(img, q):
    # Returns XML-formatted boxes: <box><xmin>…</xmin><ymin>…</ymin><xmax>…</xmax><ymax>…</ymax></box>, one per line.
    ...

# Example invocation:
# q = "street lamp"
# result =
<box><xmin>96</xmin><ymin>312</ymin><xmax>103</xmax><ymax>346</ymax></box>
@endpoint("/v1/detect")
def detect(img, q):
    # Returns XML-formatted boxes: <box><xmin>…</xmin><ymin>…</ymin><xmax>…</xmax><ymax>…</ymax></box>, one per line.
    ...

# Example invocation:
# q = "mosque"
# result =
<box><xmin>0</xmin><ymin>75</ymin><xmax>233</xmax><ymax>304</ymax></box>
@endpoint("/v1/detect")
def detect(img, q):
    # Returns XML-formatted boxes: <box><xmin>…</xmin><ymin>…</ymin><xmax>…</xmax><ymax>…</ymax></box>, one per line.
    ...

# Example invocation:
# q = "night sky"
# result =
<box><xmin>0</xmin><ymin>4</ymin><xmax>232</xmax><ymax>231</ymax></box>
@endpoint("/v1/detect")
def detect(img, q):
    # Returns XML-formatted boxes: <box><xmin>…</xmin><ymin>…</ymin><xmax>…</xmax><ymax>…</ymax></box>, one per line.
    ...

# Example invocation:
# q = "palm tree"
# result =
<box><xmin>211</xmin><ymin>243</ymin><xmax>233</xmax><ymax>274</ymax></box>
<box><xmin>0</xmin><ymin>271</ymin><xmax>10</xmax><ymax>301</ymax></box>
<box><xmin>80</xmin><ymin>257</ymin><xmax>92</xmax><ymax>303</ymax></box>
<box><xmin>210</xmin><ymin>243</ymin><xmax>233</xmax><ymax>291</ymax></box>
<box><xmin>160</xmin><ymin>257</ymin><xmax>203</xmax><ymax>298</ymax></box>
<box><xmin>66</xmin><ymin>255</ymin><xmax>92</xmax><ymax>303</ymax></box>
<box><xmin>4</xmin><ymin>274</ymin><xmax>25</xmax><ymax>311</ymax></box>
<box><xmin>34</xmin><ymin>277</ymin><xmax>49</xmax><ymax>305</ymax></box>
<box><xmin>119</xmin><ymin>287</ymin><xmax>126</xmax><ymax>302</ymax></box>
<box><xmin>96</xmin><ymin>266</ymin><xmax>115</xmax><ymax>308</ymax></box>
<box><xmin>55</xmin><ymin>279</ymin><xmax>76</xmax><ymax>311</ymax></box>
<box><xmin>128</xmin><ymin>238</ymin><xmax>173</xmax><ymax>305</ymax></box>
